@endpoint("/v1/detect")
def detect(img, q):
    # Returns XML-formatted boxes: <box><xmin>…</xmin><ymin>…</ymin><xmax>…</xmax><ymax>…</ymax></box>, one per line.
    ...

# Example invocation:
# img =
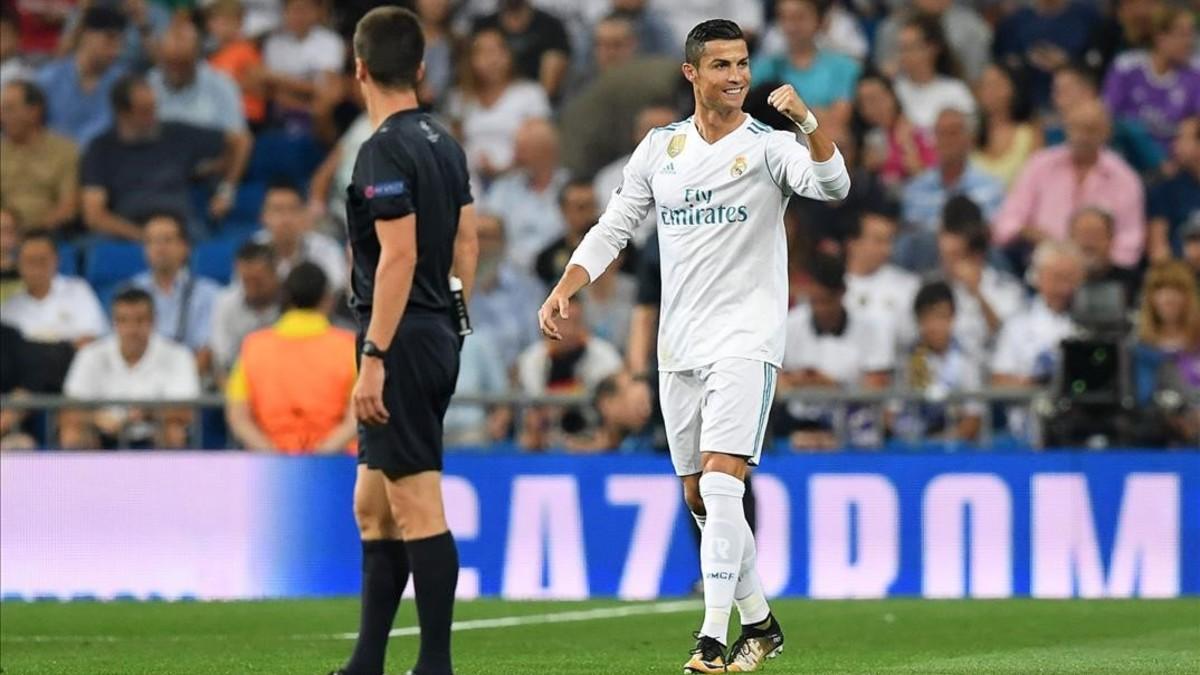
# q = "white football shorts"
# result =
<box><xmin>659</xmin><ymin>357</ymin><xmax>778</xmax><ymax>476</ymax></box>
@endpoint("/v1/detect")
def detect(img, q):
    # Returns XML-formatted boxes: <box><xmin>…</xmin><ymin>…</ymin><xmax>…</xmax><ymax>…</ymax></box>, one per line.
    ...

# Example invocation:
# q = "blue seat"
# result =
<box><xmin>229</xmin><ymin>181</ymin><xmax>267</xmax><ymax>223</ymax></box>
<box><xmin>246</xmin><ymin>131</ymin><xmax>324</xmax><ymax>185</ymax></box>
<box><xmin>57</xmin><ymin>241</ymin><xmax>78</xmax><ymax>276</ymax></box>
<box><xmin>192</xmin><ymin>235</ymin><xmax>248</xmax><ymax>285</ymax></box>
<box><xmin>84</xmin><ymin>239</ymin><xmax>147</xmax><ymax>292</ymax></box>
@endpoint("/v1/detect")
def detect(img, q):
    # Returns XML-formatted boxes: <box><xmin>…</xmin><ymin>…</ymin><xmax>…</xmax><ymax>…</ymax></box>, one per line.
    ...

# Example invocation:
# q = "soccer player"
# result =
<box><xmin>332</xmin><ymin>8</ymin><xmax>477</xmax><ymax>675</ymax></box>
<box><xmin>539</xmin><ymin>19</ymin><xmax>850</xmax><ymax>673</ymax></box>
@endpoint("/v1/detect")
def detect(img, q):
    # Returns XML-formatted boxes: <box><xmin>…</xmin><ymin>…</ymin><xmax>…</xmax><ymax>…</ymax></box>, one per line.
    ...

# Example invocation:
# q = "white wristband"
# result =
<box><xmin>797</xmin><ymin>110</ymin><xmax>819</xmax><ymax>135</ymax></box>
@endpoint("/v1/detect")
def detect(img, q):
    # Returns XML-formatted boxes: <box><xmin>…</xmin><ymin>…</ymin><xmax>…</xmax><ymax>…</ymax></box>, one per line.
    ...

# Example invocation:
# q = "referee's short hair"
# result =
<box><xmin>354</xmin><ymin>7</ymin><xmax>425</xmax><ymax>90</ymax></box>
<box><xmin>283</xmin><ymin>261</ymin><xmax>328</xmax><ymax>310</ymax></box>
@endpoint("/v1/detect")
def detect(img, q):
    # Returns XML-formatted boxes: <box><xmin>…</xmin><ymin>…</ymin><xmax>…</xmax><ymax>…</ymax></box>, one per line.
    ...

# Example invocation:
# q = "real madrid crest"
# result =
<box><xmin>730</xmin><ymin>155</ymin><xmax>748</xmax><ymax>178</ymax></box>
<box><xmin>667</xmin><ymin>134</ymin><xmax>686</xmax><ymax>158</ymax></box>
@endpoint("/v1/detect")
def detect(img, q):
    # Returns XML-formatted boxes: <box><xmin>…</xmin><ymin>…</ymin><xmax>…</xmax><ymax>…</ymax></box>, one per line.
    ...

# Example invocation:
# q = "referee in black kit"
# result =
<box><xmin>332</xmin><ymin>8</ymin><xmax>477</xmax><ymax>675</ymax></box>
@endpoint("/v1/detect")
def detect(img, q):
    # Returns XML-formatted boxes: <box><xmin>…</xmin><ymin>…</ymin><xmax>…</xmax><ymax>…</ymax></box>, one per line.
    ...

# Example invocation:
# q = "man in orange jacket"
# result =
<box><xmin>225</xmin><ymin>261</ymin><xmax>357</xmax><ymax>453</ymax></box>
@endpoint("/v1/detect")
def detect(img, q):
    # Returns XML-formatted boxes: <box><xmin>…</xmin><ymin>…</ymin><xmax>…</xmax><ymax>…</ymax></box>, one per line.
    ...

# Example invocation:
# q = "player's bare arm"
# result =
<box><xmin>353</xmin><ymin>214</ymin><xmax>417</xmax><ymax>426</ymax></box>
<box><xmin>539</xmin><ymin>263</ymin><xmax>591</xmax><ymax>340</ymax></box>
<box><xmin>452</xmin><ymin>204</ymin><xmax>480</xmax><ymax>302</ymax></box>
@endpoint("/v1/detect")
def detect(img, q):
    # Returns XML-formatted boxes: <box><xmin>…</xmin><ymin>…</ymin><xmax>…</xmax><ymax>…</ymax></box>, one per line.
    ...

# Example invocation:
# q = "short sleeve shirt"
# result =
<box><xmin>81</xmin><ymin>122</ymin><xmax>224</xmax><ymax>225</ymax></box>
<box><xmin>346</xmin><ymin>109</ymin><xmax>472</xmax><ymax>318</ymax></box>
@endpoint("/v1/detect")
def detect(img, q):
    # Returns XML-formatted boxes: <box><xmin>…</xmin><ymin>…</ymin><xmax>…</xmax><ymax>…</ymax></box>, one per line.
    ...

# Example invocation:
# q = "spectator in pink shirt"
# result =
<box><xmin>993</xmin><ymin>99</ymin><xmax>1145</xmax><ymax>268</ymax></box>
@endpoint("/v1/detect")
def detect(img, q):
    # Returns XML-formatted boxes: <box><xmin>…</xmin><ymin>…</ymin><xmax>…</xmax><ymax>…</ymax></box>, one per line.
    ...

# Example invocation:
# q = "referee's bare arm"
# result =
<box><xmin>355</xmin><ymin>215</ymin><xmax>417</xmax><ymax>424</ymax></box>
<box><xmin>452</xmin><ymin>204</ymin><xmax>479</xmax><ymax>301</ymax></box>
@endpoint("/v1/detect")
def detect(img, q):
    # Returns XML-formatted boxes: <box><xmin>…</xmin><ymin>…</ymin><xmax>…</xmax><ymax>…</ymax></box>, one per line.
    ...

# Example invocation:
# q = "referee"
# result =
<box><xmin>333</xmin><ymin>8</ymin><xmax>477</xmax><ymax>675</ymax></box>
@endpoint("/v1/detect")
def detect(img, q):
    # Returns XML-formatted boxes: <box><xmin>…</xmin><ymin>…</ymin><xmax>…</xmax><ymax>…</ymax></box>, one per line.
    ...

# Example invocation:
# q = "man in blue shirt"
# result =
<box><xmin>81</xmin><ymin>75</ymin><xmax>243</xmax><ymax>240</ymax></box>
<box><xmin>752</xmin><ymin>0</ymin><xmax>859</xmax><ymax>129</ymax></box>
<box><xmin>899</xmin><ymin>108</ymin><xmax>1004</xmax><ymax>269</ymax></box>
<box><xmin>130</xmin><ymin>212</ymin><xmax>221</xmax><ymax>369</ymax></box>
<box><xmin>35</xmin><ymin>7</ymin><xmax>128</xmax><ymax>147</ymax></box>
<box><xmin>1148</xmin><ymin>117</ymin><xmax>1200</xmax><ymax>261</ymax></box>
<box><xmin>993</xmin><ymin>0</ymin><xmax>1104</xmax><ymax>109</ymax></box>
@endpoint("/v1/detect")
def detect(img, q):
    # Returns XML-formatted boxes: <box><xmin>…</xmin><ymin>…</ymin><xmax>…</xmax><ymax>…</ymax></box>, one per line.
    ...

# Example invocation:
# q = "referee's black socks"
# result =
<box><xmin>407</xmin><ymin>530</ymin><xmax>459</xmax><ymax>674</ymax></box>
<box><xmin>344</xmin><ymin>539</ymin><xmax>409</xmax><ymax>675</ymax></box>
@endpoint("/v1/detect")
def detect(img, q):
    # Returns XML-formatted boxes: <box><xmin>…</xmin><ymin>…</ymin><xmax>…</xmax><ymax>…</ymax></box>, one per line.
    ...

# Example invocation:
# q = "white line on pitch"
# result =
<box><xmin>335</xmin><ymin>599</ymin><xmax>705</xmax><ymax>640</ymax></box>
<box><xmin>0</xmin><ymin>600</ymin><xmax>704</xmax><ymax>643</ymax></box>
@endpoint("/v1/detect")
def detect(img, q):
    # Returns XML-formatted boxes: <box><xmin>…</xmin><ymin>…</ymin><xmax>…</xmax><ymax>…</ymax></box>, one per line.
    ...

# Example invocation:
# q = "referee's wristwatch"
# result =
<box><xmin>361</xmin><ymin>340</ymin><xmax>388</xmax><ymax>360</ymax></box>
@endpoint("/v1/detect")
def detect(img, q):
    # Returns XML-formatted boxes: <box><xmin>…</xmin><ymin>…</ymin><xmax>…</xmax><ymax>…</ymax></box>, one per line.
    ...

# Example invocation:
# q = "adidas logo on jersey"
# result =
<box><xmin>660</xmin><ymin>162</ymin><xmax>677</xmax><ymax>175</ymax></box>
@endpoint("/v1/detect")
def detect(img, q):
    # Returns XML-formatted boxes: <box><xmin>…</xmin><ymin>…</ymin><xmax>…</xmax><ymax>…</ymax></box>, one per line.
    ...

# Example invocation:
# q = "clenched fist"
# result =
<box><xmin>767</xmin><ymin>84</ymin><xmax>811</xmax><ymax>126</ymax></box>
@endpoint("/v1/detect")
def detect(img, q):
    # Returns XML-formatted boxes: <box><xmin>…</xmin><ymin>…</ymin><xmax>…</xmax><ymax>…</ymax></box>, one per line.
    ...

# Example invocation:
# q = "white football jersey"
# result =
<box><xmin>569</xmin><ymin>114</ymin><xmax>851</xmax><ymax>372</ymax></box>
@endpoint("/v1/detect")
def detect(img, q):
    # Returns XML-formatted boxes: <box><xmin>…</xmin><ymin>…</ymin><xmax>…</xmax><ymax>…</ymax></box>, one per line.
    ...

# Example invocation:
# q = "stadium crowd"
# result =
<box><xmin>0</xmin><ymin>0</ymin><xmax>1198</xmax><ymax>452</ymax></box>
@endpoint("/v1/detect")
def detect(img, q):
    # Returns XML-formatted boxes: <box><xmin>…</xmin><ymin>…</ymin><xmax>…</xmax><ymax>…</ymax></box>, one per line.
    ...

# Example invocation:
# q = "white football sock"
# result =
<box><xmin>733</xmin><ymin>519</ymin><xmax>770</xmax><ymax>626</ymax></box>
<box><xmin>698</xmin><ymin>472</ymin><xmax>747</xmax><ymax>645</ymax></box>
<box><xmin>691</xmin><ymin>504</ymin><xmax>770</xmax><ymax>626</ymax></box>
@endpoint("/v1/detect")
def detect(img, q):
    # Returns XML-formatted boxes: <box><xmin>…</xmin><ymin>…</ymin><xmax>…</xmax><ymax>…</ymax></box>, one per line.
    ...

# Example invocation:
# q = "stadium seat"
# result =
<box><xmin>192</xmin><ymin>235</ymin><xmax>249</xmax><ymax>285</ymax></box>
<box><xmin>84</xmin><ymin>239</ymin><xmax>147</xmax><ymax>292</ymax></box>
<box><xmin>229</xmin><ymin>181</ymin><xmax>268</xmax><ymax>224</ymax></box>
<box><xmin>57</xmin><ymin>241</ymin><xmax>78</xmax><ymax>277</ymax></box>
<box><xmin>246</xmin><ymin>131</ymin><xmax>324</xmax><ymax>185</ymax></box>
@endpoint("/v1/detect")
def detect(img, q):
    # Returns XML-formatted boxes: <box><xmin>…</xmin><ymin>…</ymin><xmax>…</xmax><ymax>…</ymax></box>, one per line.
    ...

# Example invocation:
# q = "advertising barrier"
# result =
<box><xmin>2</xmin><ymin>452</ymin><xmax>1197</xmax><ymax>601</ymax></box>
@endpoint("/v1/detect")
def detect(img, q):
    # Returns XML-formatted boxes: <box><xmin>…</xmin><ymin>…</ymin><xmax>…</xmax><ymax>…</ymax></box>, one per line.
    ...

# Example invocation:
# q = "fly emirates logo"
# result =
<box><xmin>658</xmin><ymin>187</ymin><xmax>749</xmax><ymax>227</ymax></box>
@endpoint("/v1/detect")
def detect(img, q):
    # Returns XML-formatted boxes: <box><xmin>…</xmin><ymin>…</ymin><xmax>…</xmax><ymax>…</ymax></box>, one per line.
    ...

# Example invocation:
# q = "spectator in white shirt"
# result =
<box><xmin>209</xmin><ymin>242</ymin><xmax>282</xmax><ymax>382</ymax></box>
<box><xmin>652</xmin><ymin>0</ymin><xmax>764</xmax><ymax>48</ymax></box>
<box><xmin>517</xmin><ymin>295</ymin><xmax>623</xmax><ymax>450</ymax></box>
<box><xmin>992</xmin><ymin>240</ymin><xmax>1086</xmax><ymax>388</ymax></box>
<box><xmin>889</xmin><ymin>280</ymin><xmax>985</xmax><ymax>442</ymax></box>
<box><xmin>892</xmin><ymin>14</ymin><xmax>976</xmax><ymax>133</ymax></box>
<box><xmin>60</xmin><ymin>287</ymin><xmax>200</xmax><ymax>449</ymax></box>
<box><xmin>482</xmin><ymin>118</ymin><xmax>570</xmax><ymax>273</ymax></box>
<box><xmin>844</xmin><ymin>209</ymin><xmax>920</xmax><ymax>351</ymax></box>
<box><xmin>262</xmin><ymin>0</ymin><xmax>344</xmax><ymax>121</ymax></box>
<box><xmin>780</xmin><ymin>256</ymin><xmax>894</xmax><ymax>450</ymax></box>
<box><xmin>149</xmin><ymin>19</ymin><xmax>249</xmax><ymax>136</ymax></box>
<box><xmin>935</xmin><ymin>196</ymin><xmax>1026</xmax><ymax>359</ymax></box>
<box><xmin>446</xmin><ymin>27</ymin><xmax>551</xmax><ymax>193</ymax></box>
<box><xmin>0</xmin><ymin>230</ymin><xmax>105</xmax><ymax>346</ymax></box>
<box><xmin>254</xmin><ymin>179</ymin><xmax>347</xmax><ymax>293</ymax></box>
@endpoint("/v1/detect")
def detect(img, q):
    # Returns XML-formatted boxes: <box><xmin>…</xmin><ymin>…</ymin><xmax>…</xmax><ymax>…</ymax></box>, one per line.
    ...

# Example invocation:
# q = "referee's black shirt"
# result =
<box><xmin>346</xmin><ymin>108</ymin><xmax>472</xmax><ymax>319</ymax></box>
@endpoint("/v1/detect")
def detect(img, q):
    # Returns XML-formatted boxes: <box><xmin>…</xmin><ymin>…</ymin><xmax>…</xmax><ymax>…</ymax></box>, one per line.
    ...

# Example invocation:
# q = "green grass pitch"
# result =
<box><xmin>2</xmin><ymin>597</ymin><xmax>1198</xmax><ymax>674</ymax></box>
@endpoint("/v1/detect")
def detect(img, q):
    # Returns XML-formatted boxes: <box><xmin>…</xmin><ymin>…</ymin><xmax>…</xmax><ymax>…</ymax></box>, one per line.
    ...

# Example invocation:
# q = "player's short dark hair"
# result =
<box><xmin>684</xmin><ymin>19</ymin><xmax>744</xmax><ymax>66</ymax></box>
<box><xmin>143</xmin><ymin>211</ymin><xmax>190</xmax><ymax>244</ymax></box>
<box><xmin>235</xmin><ymin>241</ymin><xmax>276</xmax><ymax>266</ymax></box>
<box><xmin>112</xmin><ymin>286</ymin><xmax>155</xmax><ymax>314</ymax></box>
<box><xmin>354</xmin><ymin>7</ymin><xmax>425</xmax><ymax>90</ymax></box>
<box><xmin>283</xmin><ymin>261</ymin><xmax>328</xmax><ymax>310</ymax></box>
<box><xmin>6</xmin><ymin>80</ymin><xmax>48</xmax><ymax>124</ymax></box>
<box><xmin>110</xmin><ymin>74</ymin><xmax>148</xmax><ymax>114</ymax></box>
<box><xmin>809</xmin><ymin>255</ymin><xmax>846</xmax><ymax>293</ymax></box>
<box><xmin>914</xmin><ymin>280</ymin><xmax>955</xmax><ymax>318</ymax></box>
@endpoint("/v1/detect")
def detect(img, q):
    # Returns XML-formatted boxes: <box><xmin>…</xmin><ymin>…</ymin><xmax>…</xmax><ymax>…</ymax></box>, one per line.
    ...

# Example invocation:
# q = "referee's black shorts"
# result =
<box><xmin>357</xmin><ymin>313</ymin><xmax>460</xmax><ymax>479</ymax></box>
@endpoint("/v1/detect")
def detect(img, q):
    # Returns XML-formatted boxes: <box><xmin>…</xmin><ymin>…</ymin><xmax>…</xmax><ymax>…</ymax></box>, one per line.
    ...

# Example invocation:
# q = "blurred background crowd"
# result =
<box><xmin>0</xmin><ymin>0</ymin><xmax>1197</xmax><ymax>453</ymax></box>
